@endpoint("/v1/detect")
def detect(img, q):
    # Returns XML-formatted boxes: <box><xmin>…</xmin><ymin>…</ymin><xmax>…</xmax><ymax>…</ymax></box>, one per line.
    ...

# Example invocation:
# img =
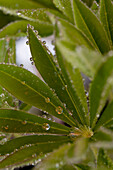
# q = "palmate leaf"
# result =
<box><xmin>0</xmin><ymin>64</ymin><xmax>76</xmax><ymax>126</ymax></box>
<box><xmin>28</xmin><ymin>26</ymin><xmax>80</xmax><ymax>125</ymax></box>
<box><xmin>0</xmin><ymin>109</ymin><xmax>70</xmax><ymax>134</ymax></box>
<box><xmin>100</xmin><ymin>0</ymin><xmax>113</xmax><ymax>44</ymax></box>
<box><xmin>53</xmin><ymin>0</ymin><xmax>74</xmax><ymax>24</ymax></box>
<box><xmin>55</xmin><ymin>47</ymin><xmax>88</xmax><ymax>125</ymax></box>
<box><xmin>35</xmin><ymin>138</ymin><xmax>88</xmax><ymax>170</ymax></box>
<box><xmin>0</xmin><ymin>138</ymin><xmax>70</xmax><ymax>169</ymax></box>
<box><xmin>89</xmin><ymin>56</ymin><xmax>113</xmax><ymax>128</ymax></box>
<box><xmin>73</xmin><ymin>0</ymin><xmax>111</xmax><ymax>53</ymax></box>
<box><xmin>0</xmin><ymin>135</ymin><xmax>71</xmax><ymax>156</ymax></box>
<box><xmin>0</xmin><ymin>20</ymin><xmax>53</xmax><ymax>38</ymax></box>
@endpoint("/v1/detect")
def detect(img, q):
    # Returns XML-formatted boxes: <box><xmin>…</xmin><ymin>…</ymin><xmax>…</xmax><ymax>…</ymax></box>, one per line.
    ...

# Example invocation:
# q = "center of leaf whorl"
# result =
<box><xmin>70</xmin><ymin>126</ymin><xmax>94</xmax><ymax>138</ymax></box>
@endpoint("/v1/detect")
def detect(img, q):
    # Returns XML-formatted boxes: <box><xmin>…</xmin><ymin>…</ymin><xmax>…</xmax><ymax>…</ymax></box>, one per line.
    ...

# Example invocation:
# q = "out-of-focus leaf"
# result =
<box><xmin>0</xmin><ymin>0</ymin><xmax>44</xmax><ymax>10</ymax></box>
<box><xmin>97</xmin><ymin>149</ymin><xmax>113</xmax><ymax>169</ymax></box>
<box><xmin>0</xmin><ymin>20</ymin><xmax>53</xmax><ymax>38</ymax></box>
<box><xmin>0</xmin><ymin>109</ymin><xmax>70</xmax><ymax>134</ymax></box>
<box><xmin>35</xmin><ymin>138</ymin><xmax>88</xmax><ymax>170</ymax></box>
<box><xmin>89</xmin><ymin>56</ymin><xmax>113</xmax><ymax>128</ymax></box>
<box><xmin>56</xmin><ymin>19</ymin><xmax>94</xmax><ymax>49</ymax></box>
<box><xmin>100</xmin><ymin>0</ymin><xmax>113</xmax><ymax>45</ymax></box>
<box><xmin>94</xmin><ymin>101</ymin><xmax>113</xmax><ymax>130</ymax></box>
<box><xmin>91</xmin><ymin>128</ymin><xmax>113</xmax><ymax>142</ymax></box>
<box><xmin>75</xmin><ymin>163</ymin><xmax>91</xmax><ymax>170</ymax></box>
<box><xmin>28</xmin><ymin>26</ymin><xmax>78</xmax><ymax>126</ymax></box>
<box><xmin>0</xmin><ymin>139</ymin><xmax>69</xmax><ymax>169</ymax></box>
<box><xmin>0</xmin><ymin>64</ymin><xmax>76</xmax><ymax>126</ymax></box>
<box><xmin>56</xmin><ymin>39</ymin><xmax>102</xmax><ymax>78</ymax></box>
<box><xmin>56</xmin><ymin>46</ymin><xmax>88</xmax><ymax>125</ymax></box>
<box><xmin>53</xmin><ymin>0</ymin><xmax>74</xmax><ymax>24</ymax></box>
<box><xmin>73</xmin><ymin>0</ymin><xmax>111</xmax><ymax>53</ymax></box>
<box><xmin>0</xmin><ymin>135</ymin><xmax>71</xmax><ymax>155</ymax></box>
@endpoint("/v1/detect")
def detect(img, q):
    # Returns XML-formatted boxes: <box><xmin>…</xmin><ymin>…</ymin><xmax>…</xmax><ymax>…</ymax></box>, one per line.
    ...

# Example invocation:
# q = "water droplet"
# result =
<box><xmin>97</xmin><ymin>114</ymin><xmax>100</xmax><ymax>118</ymax></box>
<box><xmin>20</xmin><ymin>64</ymin><xmax>24</xmax><ymax>67</ymax></box>
<box><xmin>56</xmin><ymin>163</ymin><xmax>59</xmax><ymax>168</ymax></box>
<box><xmin>26</xmin><ymin>41</ymin><xmax>29</xmax><ymax>45</ymax></box>
<box><xmin>45</xmin><ymin>97</ymin><xmax>50</xmax><ymax>103</ymax></box>
<box><xmin>42</xmin><ymin>123</ymin><xmax>50</xmax><ymax>131</ymax></box>
<box><xmin>31</xmin><ymin>62</ymin><xmax>34</xmax><ymax>65</ymax></box>
<box><xmin>56</xmin><ymin>106</ymin><xmax>63</xmax><ymax>114</ymax></box>
<box><xmin>22</xmin><ymin>120</ymin><xmax>27</xmax><ymax>125</ymax></box>
<box><xmin>4</xmin><ymin>125</ymin><xmax>8</xmax><ymax>130</ymax></box>
<box><xmin>43</xmin><ymin>41</ymin><xmax>46</xmax><ymax>44</ymax></box>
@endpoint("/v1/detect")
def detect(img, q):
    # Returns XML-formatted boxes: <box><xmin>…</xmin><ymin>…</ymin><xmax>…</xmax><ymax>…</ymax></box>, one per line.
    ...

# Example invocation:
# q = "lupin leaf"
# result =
<box><xmin>0</xmin><ymin>20</ymin><xmax>53</xmax><ymax>38</ymax></box>
<box><xmin>0</xmin><ymin>135</ymin><xmax>71</xmax><ymax>155</ymax></box>
<box><xmin>0</xmin><ymin>0</ymin><xmax>44</xmax><ymax>9</ymax></box>
<box><xmin>97</xmin><ymin>149</ymin><xmax>113</xmax><ymax>169</ymax></box>
<box><xmin>56</xmin><ymin>39</ymin><xmax>102</xmax><ymax>78</ymax></box>
<box><xmin>28</xmin><ymin>26</ymin><xmax>80</xmax><ymax>126</ymax></box>
<box><xmin>0</xmin><ymin>109</ymin><xmax>70</xmax><ymax>134</ymax></box>
<box><xmin>56</xmin><ymin>19</ymin><xmax>94</xmax><ymax>49</ymax></box>
<box><xmin>73</xmin><ymin>0</ymin><xmax>111</xmax><ymax>53</ymax></box>
<box><xmin>53</xmin><ymin>0</ymin><xmax>74</xmax><ymax>24</ymax></box>
<box><xmin>89</xmin><ymin>56</ymin><xmax>113</xmax><ymax>128</ymax></box>
<box><xmin>100</xmin><ymin>0</ymin><xmax>113</xmax><ymax>45</ymax></box>
<box><xmin>94</xmin><ymin>101</ymin><xmax>113</xmax><ymax>130</ymax></box>
<box><xmin>0</xmin><ymin>64</ymin><xmax>76</xmax><ymax>126</ymax></box>
<box><xmin>35</xmin><ymin>138</ymin><xmax>88</xmax><ymax>170</ymax></box>
<box><xmin>82</xmin><ymin>0</ymin><xmax>94</xmax><ymax>7</ymax></box>
<box><xmin>0</xmin><ymin>140</ymin><xmax>69</xmax><ymax>169</ymax></box>
<box><xmin>55</xmin><ymin>46</ymin><xmax>88</xmax><ymax>125</ymax></box>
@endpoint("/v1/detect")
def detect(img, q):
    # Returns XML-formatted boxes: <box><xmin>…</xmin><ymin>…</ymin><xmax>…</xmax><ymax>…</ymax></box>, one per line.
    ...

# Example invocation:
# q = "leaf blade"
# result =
<box><xmin>73</xmin><ymin>0</ymin><xmax>111</xmax><ymax>53</ymax></box>
<box><xmin>90</xmin><ymin>56</ymin><xmax>113</xmax><ymax>128</ymax></box>
<box><xmin>0</xmin><ymin>109</ymin><xmax>70</xmax><ymax>134</ymax></box>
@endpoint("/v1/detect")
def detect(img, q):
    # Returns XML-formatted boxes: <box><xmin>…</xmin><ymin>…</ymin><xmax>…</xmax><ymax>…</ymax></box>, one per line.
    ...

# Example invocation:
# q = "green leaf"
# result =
<box><xmin>0</xmin><ymin>0</ymin><xmax>44</xmax><ymax>10</ymax></box>
<box><xmin>91</xmin><ymin>128</ymin><xmax>113</xmax><ymax>142</ymax></box>
<box><xmin>28</xmin><ymin>26</ymin><xmax>79</xmax><ymax>126</ymax></box>
<box><xmin>0</xmin><ymin>109</ymin><xmax>70</xmax><ymax>134</ymax></box>
<box><xmin>56</xmin><ymin>39</ymin><xmax>102</xmax><ymax>78</ymax></box>
<box><xmin>94</xmin><ymin>101</ymin><xmax>113</xmax><ymax>130</ymax></box>
<box><xmin>29</xmin><ymin>0</ymin><xmax>56</xmax><ymax>9</ymax></box>
<box><xmin>53</xmin><ymin>0</ymin><xmax>74</xmax><ymax>24</ymax></box>
<box><xmin>0</xmin><ymin>139</ymin><xmax>69</xmax><ymax>169</ymax></box>
<box><xmin>0</xmin><ymin>135</ymin><xmax>71</xmax><ymax>155</ymax></box>
<box><xmin>82</xmin><ymin>0</ymin><xmax>94</xmax><ymax>7</ymax></box>
<box><xmin>89</xmin><ymin>56</ymin><xmax>113</xmax><ymax>128</ymax></box>
<box><xmin>0</xmin><ymin>64</ymin><xmax>76</xmax><ymax>126</ymax></box>
<box><xmin>97</xmin><ymin>149</ymin><xmax>113</xmax><ymax>169</ymax></box>
<box><xmin>35</xmin><ymin>138</ymin><xmax>88</xmax><ymax>170</ymax></box>
<box><xmin>55</xmin><ymin>46</ymin><xmax>88</xmax><ymax>125</ymax></box>
<box><xmin>0</xmin><ymin>20</ymin><xmax>53</xmax><ymax>38</ymax></box>
<box><xmin>73</xmin><ymin>0</ymin><xmax>111</xmax><ymax>53</ymax></box>
<box><xmin>100</xmin><ymin>0</ymin><xmax>113</xmax><ymax>45</ymax></box>
<box><xmin>56</xmin><ymin>19</ymin><xmax>94</xmax><ymax>49</ymax></box>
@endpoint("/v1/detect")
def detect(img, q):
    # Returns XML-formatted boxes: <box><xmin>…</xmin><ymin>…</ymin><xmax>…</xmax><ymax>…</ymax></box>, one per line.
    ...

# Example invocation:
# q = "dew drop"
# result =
<box><xmin>22</xmin><ymin>120</ymin><xmax>27</xmax><ymax>125</ymax></box>
<box><xmin>45</xmin><ymin>97</ymin><xmax>50</xmax><ymax>103</ymax></box>
<box><xmin>31</xmin><ymin>62</ymin><xmax>34</xmax><ymax>65</ymax></box>
<box><xmin>56</xmin><ymin>106</ymin><xmax>63</xmax><ymax>114</ymax></box>
<box><xmin>26</xmin><ymin>41</ymin><xmax>29</xmax><ymax>45</ymax></box>
<box><xmin>42</xmin><ymin>123</ymin><xmax>50</xmax><ymax>131</ymax></box>
<box><xmin>4</xmin><ymin>125</ymin><xmax>8</xmax><ymax>130</ymax></box>
<box><xmin>43</xmin><ymin>41</ymin><xmax>46</xmax><ymax>44</ymax></box>
<box><xmin>20</xmin><ymin>64</ymin><xmax>24</xmax><ymax>67</ymax></box>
